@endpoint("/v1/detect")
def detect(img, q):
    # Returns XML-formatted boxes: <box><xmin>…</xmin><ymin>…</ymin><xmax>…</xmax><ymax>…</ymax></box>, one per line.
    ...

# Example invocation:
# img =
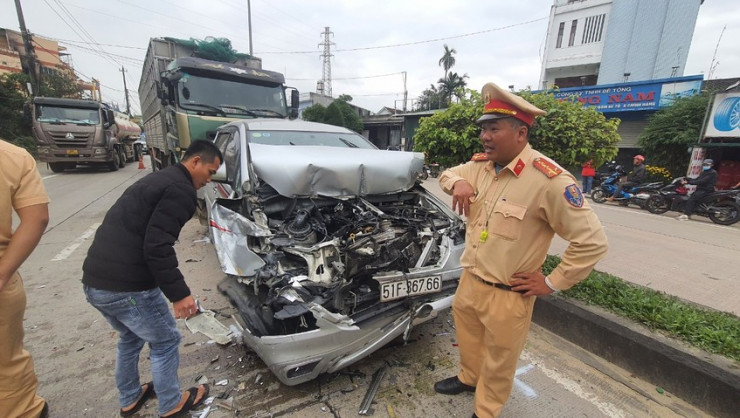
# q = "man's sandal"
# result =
<box><xmin>120</xmin><ymin>382</ymin><xmax>155</xmax><ymax>417</ymax></box>
<box><xmin>159</xmin><ymin>384</ymin><xmax>210</xmax><ymax>418</ymax></box>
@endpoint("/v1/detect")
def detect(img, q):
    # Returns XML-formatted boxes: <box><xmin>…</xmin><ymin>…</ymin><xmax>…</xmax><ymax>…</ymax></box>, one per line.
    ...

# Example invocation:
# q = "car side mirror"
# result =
<box><xmin>211</xmin><ymin>163</ymin><xmax>227</xmax><ymax>183</ymax></box>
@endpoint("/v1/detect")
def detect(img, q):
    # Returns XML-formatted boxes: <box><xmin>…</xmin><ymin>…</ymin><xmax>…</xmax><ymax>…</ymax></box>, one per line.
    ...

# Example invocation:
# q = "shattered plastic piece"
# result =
<box><xmin>215</xmin><ymin>397</ymin><xmax>234</xmax><ymax>410</ymax></box>
<box><xmin>197</xmin><ymin>376</ymin><xmax>209</xmax><ymax>385</ymax></box>
<box><xmin>193</xmin><ymin>237</ymin><xmax>211</xmax><ymax>243</ymax></box>
<box><xmin>185</xmin><ymin>309</ymin><xmax>232</xmax><ymax>345</ymax></box>
<box><xmin>255</xmin><ymin>374</ymin><xmax>262</xmax><ymax>385</ymax></box>
<box><xmin>359</xmin><ymin>366</ymin><xmax>386</xmax><ymax>415</ymax></box>
<box><xmin>210</xmin><ymin>355</ymin><xmax>220</xmax><ymax>363</ymax></box>
<box><xmin>238</xmin><ymin>382</ymin><xmax>246</xmax><ymax>391</ymax></box>
<box><xmin>197</xmin><ymin>405</ymin><xmax>211</xmax><ymax>418</ymax></box>
<box><xmin>656</xmin><ymin>387</ymin><xmax>665</xmax><ymax>394</ymax></box>
<box><xmin>216</xmin><ymin>379</ymin><xmax>229</xmax><ymax>386</ymax></box>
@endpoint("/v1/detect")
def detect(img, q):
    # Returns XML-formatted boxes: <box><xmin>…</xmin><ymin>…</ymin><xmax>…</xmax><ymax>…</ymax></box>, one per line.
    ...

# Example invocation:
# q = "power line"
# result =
<box><xmin>287</xmin><ymin>71</ymin><xmax>405</xmax><ymax>81</ymax></box>
<box><xmin>258</xmin><ymin>17</ymin><xmax>548</xmax><ymax>54</ymax></box>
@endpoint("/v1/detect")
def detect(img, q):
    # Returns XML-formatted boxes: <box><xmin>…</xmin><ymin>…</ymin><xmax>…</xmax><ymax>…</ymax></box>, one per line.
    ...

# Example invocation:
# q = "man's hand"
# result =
<box><xmin>510</xmin><ymin>271</ymin><xmax>554</xmax><ymax>296</ymax></box>
<box><xmin>173</xmin><ymin>295</ymin><xmax>198</xmax><ymax>319</ymax></box>
<box><xmin>451</xmin><ymin>180</ymin><xmax>476</xmax><ymax>217</ymax></box>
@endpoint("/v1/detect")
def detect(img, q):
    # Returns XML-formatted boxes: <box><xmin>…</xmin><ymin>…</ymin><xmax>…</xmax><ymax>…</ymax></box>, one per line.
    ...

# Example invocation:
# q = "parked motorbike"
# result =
<box><xmin>645</xmin><ymin>178</ymin><xmax>740</xmax><ymax>225</ymax></box>
<box><xmin>418</xmin><ymin>165</ymin><xmax>430</xmax><ymax>180</ymax></box>
<box><xmin>591</xmin><ymin>167</ymin><xmax>663</xmax><ymax>208</ymax></box>
<box><xmin>429</xmin><ymin>163</ymin><xmax>440</xmax><ymax>178</ymax></box>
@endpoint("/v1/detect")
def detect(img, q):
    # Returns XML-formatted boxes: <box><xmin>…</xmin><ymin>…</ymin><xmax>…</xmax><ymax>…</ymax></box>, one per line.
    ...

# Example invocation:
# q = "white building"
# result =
<box><xmin>539</xmin><ymin>0</ymin><xmax>703</xmax><ymax>90</ymax></box>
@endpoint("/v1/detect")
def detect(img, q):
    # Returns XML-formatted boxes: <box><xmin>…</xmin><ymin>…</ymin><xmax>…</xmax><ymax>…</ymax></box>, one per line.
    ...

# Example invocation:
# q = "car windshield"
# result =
<box><xmin>37</xmin><ymin>105</ymin><xmax>100</xmax><ymax>125</ymax></box>
<box><xmin>248</xmin><ymin>130</ymin><xmax>377</xmax><ymax>149</ymax></box>
<box><xmin>177</xmin><ymin>72</ymin><xmax>287</xmax><ymax>117</ymax></box>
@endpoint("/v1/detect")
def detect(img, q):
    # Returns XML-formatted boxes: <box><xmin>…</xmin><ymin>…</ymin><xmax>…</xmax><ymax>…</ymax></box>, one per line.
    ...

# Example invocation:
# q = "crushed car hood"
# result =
<box><xmin>248</xmin><ymin>143</ymin><xmax>424</xmax><ymax>197</ymax></box>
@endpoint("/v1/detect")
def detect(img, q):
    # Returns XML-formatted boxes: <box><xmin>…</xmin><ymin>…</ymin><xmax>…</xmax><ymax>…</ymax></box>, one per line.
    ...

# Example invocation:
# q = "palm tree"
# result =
<box><xmin>438</xmin><ymin>44</ymin><xmax>457</xmax><ymax>80</ymax></box>
<box><xmin>438</xmin><ymin>72</ymin><xmax>468</xmax><ymax>103</ymax></box>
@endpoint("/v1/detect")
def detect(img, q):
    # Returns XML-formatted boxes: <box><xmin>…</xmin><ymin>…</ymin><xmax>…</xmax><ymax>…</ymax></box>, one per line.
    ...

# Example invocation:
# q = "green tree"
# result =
<box><xmin>0</xmin><ymin>73</ymin><xmax>34</xmax><ymax>150</ymax></box>
<box><xmin>39</xmin><ymin>72</ymin><xmax>82</xmax><ymax>98</ymax></box>
<box><xmin>438</xmin><ymin>72</ymin><xmax>468</xmax><ymax>103</ymax></box>
<box><xmin>301</xmin><ymin>103</ymin><xmax>326</xmax><ymax>122</ymax></box>
<box><xmin>438</xmin><ymin>44</ymin><xmax>456</xmax><ymax>80</ymax></box>
<box><xmin>417</xmin><ymin>84</ymin><xmax>445</xmax><ymax>110</ymax></box>
<box><xmin>324</xmin><ymin>102</ymin><xmax>346</xmax><ymax>128</ymax></box>
<box><xmin>637</xmin><ymin>93</ymin><xmax>710</xmax><ymax>177</ymax></box>
<box><xmin>413</xmin><ymin>89</ymin><xmax>483</xmax><ymax>167</ymax></box>
<box><xmin>334</xmin><ymin>95</ymin><xmax>363</xmax><ymax>133</ymax></box>
<box><xmin>414</xmin><ymin>89</ymin><xmax>621</xmax><ymax>169</ymax></box>
<box><xmin>520</xmin><ymin>90</ymin><xmax>620</xmax><ymax>168</ymax></box>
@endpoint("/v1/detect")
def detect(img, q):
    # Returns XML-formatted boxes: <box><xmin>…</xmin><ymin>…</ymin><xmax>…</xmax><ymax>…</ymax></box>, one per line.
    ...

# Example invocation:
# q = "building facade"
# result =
<box><xmin>539</xmin><ymin>0</ymin><xmax>703</xmax><ymax>90</ymax></box>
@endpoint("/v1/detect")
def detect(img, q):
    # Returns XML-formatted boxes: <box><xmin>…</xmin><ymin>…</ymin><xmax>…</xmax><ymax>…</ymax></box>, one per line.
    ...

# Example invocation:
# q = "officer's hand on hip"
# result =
<box><xmin>451</xmin><ymin>180</ymin><xmax>475</xmax><ymax>217</ymax></box>
<box><xmin>510</xmin><ymin>272</ymin><xmax>554</xmax><ymax>296</ymax></box>
<box><xmin>173</xmin><ymin>295</ymin><xmax>198</xmax><ymax>319</ymax></box>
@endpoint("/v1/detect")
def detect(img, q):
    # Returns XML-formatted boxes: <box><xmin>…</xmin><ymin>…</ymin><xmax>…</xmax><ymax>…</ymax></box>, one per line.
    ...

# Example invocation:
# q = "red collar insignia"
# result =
<box><xmin>512</xmin><ymin>158</ymin><xmax>525</xmax><ymax>176</ymax></box>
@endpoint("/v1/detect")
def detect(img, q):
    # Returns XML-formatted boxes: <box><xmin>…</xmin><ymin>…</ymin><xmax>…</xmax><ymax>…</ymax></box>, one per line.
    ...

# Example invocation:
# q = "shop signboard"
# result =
<box><xmin>548</xmin><ymin>76</ymin><xmax>703</xmax><ymax>113</ymax></box>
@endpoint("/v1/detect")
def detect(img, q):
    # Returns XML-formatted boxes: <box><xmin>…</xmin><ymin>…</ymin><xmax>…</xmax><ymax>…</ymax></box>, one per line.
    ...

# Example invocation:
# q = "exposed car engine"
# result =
<box><xmin>218</xmin><ymin>183</ymin><xmax>465</xmax><ymax>337</ymax></box>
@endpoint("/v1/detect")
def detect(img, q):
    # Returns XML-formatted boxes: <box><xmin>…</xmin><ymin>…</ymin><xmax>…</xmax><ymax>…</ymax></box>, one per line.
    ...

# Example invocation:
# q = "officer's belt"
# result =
<box><xmin>471</xmin><ymin>274</ymin><xmax>527</xmax><ymax>294</ymax></box>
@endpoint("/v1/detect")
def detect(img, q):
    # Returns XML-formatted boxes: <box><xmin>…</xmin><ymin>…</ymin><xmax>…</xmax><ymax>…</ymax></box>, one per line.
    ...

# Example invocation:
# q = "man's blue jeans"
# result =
<box><xmin>582</xmin><ymin>176</ymin><xmax>593</xmax><ymax>194</ymax></box>
<box><xmin>84</xmin><ymin>286</ymin><xmax>182</xmax><ymax>414</ymax></box>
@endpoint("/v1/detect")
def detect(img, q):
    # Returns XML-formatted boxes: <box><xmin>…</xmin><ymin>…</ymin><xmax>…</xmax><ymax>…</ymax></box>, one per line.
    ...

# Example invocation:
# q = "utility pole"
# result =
<box><xmin>402</xmin><ymin>71</ymin><xmax>407</xmax><ymax>112</ymax></box>
<box><xmin>14</xmin><ymin>0</ymin><xmax>39</xmax><ymax>96</ymax></box>
<box><xmin>318</xmin><ymin>27</ymin><xmax>334</xmax><ymax>97</ymax></box>
<box><xmin>120</xmin><ymin>66</ymin><xmax>131</xmax><ymax>115</ymax></box>
<box><xmin>247</xmin><ymin>0</ymin><xmax>253</xmax><ymax>56</ymax></box>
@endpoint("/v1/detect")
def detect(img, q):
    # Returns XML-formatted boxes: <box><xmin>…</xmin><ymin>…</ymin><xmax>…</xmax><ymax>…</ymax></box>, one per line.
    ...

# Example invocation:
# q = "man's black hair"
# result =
<box><xmin>182</xmin><ymin>140</ymin><xmax>223</xmax><ymax>164</ymax></box>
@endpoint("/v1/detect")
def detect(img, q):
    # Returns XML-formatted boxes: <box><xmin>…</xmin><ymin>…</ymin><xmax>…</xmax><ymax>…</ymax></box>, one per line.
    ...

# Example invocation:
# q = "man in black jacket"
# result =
<box><xmin>83</xmin><ymin>140</ymin><xmax>222</xmax><ymax>417</ymax></box>
<box><xmin>677</xmin><ymin>159</ymin><xmax>718</xmax><ymax>221</ymax></box>
<box><xmin>608</xmin><ymin>155</ymin><xmax>646</xmax><ymax>201</ymax></box>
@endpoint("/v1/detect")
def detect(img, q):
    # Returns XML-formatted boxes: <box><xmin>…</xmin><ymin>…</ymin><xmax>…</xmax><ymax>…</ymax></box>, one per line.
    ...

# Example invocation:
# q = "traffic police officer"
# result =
<box><xmin>435</xmin><ymin>83</ymin><xmax>609</xmax><ymax>417</ymax></box>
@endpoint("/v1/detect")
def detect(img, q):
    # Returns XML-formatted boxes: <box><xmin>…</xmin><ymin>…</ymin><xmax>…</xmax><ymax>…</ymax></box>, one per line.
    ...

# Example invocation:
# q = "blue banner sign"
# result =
<box><xmin>548</xmin><ymin>76</ymin><xmax>703</xmax><ymax>113</ymax></box>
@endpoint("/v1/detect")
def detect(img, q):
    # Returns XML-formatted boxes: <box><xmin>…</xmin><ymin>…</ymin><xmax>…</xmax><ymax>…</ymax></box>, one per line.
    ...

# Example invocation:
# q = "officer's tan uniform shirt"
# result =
<box><xmin>1</xmin><ymin>140</ymin><xmax>50</xmax><ymax>258</ymax></box>
<box><xmin>440</xmin><ymin>144</ymin><xmax>607</xmax><ymax>290</ymax></box>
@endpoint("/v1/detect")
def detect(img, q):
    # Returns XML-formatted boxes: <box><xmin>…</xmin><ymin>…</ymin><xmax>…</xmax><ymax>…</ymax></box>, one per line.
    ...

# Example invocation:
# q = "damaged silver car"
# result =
<box><xmin>199</xmin><ymin>119</ymin><xmax>465</xmax><ymax>386</ymax></box>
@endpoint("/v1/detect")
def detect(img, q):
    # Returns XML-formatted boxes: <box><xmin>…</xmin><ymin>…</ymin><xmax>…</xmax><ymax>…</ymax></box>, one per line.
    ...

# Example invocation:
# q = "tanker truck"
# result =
<box><xmin>30</xmin><ymin>97</ymin><xmax>142</xmax><ymax>172</ymax></box>
<box><xmin>138</xmin><ymin>37</ymin><xmax>298</xmax><ymax>171</ymax></box>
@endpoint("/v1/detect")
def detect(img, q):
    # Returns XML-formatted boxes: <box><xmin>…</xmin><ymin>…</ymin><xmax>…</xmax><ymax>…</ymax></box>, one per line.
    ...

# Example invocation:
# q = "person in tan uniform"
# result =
<box><xmin>434</xmin><ymin>83</ymin><xmax>608</xmax><ymax>418</ymax></box>
<box><xmin>0</xmin><ymin>139</ymin><xmax>50</xmax><ymax>418</ymax></box>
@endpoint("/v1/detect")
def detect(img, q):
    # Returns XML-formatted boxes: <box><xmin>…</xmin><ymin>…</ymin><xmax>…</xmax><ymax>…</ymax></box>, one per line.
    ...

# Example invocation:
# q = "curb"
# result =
<box><xmin>532</xmin><ymin>296</ymin><xmax>740</xmax><ymax>418</ymax></box>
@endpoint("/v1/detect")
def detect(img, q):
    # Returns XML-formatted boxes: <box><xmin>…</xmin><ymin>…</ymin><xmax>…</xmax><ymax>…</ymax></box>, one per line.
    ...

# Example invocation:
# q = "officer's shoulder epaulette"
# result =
<box><xmin>470</xmin><ymin>152</ymin><xmax>488</xmax><ymax>162</ymax></box>
<box><xmin>532</xmin><ymin>157</ymin><xmax>563</xmax><ymax>178</ymax></box>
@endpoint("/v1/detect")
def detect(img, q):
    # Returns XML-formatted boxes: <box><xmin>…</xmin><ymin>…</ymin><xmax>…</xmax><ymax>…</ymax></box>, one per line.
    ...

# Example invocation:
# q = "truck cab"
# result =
<box><xmin>30</xmin><ymin>97</ymin><xmax>139</xmax><ymax>172</ymax></box>
<box><xmin>139</xmin><ymin>38</ymin><xmax>298</xmax><ymax>171</ymax></box>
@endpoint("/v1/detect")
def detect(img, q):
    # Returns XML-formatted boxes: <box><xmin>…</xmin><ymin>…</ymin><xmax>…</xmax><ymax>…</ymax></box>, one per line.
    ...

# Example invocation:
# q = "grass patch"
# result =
<box><xmin>543</xmin><ymin>255</ymin><xmax>740</xmax><ymax>363</ymax></box>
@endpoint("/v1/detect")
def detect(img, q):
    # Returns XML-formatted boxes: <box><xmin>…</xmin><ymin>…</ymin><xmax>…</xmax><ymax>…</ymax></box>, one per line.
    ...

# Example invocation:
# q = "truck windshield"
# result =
<box><xmin>36</xmin><ymin>105</ymin><xmax>100</xmax><ymax>125</ymax></box>
<box><xmin>177</xmin><ymin>73</ymin><xmax>287</xmax><ymax>118</ymax></box>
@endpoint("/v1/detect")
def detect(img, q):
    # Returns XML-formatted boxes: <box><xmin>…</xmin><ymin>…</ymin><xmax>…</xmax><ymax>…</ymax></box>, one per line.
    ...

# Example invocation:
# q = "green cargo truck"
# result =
<box><xmin>138</xmin><ymin>37</ymin><xmax>298</xmax><ymax>171</ymax></box>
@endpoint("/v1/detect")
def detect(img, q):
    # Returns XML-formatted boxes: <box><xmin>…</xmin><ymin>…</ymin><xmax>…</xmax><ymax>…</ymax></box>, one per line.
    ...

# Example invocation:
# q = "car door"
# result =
<box><xmin>204</xmin><ymin>127</ymin><xmax>242</xmax><ymax>212</ymax></box>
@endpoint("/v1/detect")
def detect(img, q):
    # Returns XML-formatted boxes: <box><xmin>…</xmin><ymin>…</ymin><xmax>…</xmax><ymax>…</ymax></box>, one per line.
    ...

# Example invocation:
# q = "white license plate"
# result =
<box><xmin>380</xmin><ymin>276</ymin><xmax>442</xmax><ymax>302</ymax></box>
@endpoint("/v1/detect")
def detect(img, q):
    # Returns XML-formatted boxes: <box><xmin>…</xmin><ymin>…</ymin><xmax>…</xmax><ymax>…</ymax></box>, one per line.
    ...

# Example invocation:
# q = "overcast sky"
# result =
<box><xmin>2</xmin><ymin>0</ymin><xmax>738</xmax><ymax>114</ymax></box>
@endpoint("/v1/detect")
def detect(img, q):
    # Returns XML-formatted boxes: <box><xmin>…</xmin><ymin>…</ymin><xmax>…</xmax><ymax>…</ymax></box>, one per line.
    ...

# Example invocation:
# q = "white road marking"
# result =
<box><xmin>42</xmin><ymin>174</ymin><xmax>59</xmax><ymax>180</ymax></box>
<box><xmin>521</xmin><ymin>351</ymin><xmax>627</xmax><ymax>418</ymax></box>
<box><xmin>513</xmin><ymin>364</ymin><xmax>538</xmax><ymax>399</ymax></box>
<box><xmin>51</xmin><ymin>223</ymin><xmax>101</xmax><ymax>261</ymax></box>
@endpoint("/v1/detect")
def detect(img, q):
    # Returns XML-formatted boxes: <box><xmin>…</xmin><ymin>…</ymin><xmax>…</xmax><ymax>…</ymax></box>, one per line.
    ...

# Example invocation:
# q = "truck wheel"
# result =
<box><xmin>49</xmin><ymin>162</ymin><xmax>66</xmax><ymax>173</ymax></box>
<box><xmin>108</xmin><ymin>151</ymin><xmax>120</xmax><ymax>172</ymax></box>
<box><xmin>712</xmin><ymin>97</ymin><xmax>740</xmax><ymax>132</ymax></box>
<box><xmin>118</xmin><ymin>148</ymin><xmax>126</xmax><ymax>168</ymax></box>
